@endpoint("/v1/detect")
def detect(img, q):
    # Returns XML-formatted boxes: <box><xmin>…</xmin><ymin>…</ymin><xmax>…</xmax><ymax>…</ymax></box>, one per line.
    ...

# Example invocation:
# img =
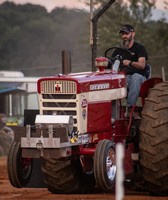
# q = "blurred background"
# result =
<box><xmin>0</xmin><ymin>0</ymin><xmax>167</xmax><ymax>77</ymax></box>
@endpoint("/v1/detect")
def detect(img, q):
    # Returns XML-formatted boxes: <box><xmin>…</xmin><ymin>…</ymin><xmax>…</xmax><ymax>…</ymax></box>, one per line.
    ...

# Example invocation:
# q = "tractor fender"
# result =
<box><xmin>139</xmin><ymin>77</ymin><xmax>163</xmax><ymax>105</ymax></box>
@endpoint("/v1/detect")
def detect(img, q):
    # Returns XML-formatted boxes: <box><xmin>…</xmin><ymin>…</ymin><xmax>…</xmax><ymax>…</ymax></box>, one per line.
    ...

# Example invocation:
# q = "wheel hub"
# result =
<box><xmin>106</xmin><ymin>149</ymin><xmax>116</xmax><ymax>181</ymax></box>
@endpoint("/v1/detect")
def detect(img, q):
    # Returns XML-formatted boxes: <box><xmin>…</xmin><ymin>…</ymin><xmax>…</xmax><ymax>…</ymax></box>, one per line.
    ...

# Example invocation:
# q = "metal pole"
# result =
<box><xmin>116</xmin><ymin>143</ymin><xmax>125</xmax><ymax>200</ymax></box>
<box><xmin>162</xmin><ymin>66</ymin><xmax>166</xmax><ymax>81</ymax></box>
<box><xmin>91</xmin><ymin>0</ymin><xmax>116</xmax><ymax>71</ymax></box>
<box><xmin>91</xmin><ymin>22</ymin><xmax>97</xmax><ymax>71</ymax></box>
<box><xmin>90</xmin><ymin>0</ymin><xmax>93</xmax><ymax>46</ymax></box>
<box><xmin>62</xmin><ymin>50</ymin><xmax>71</xmax><ymax>74</ymax></box>
<box><xmin>9</xmin><ymin>94</ymin><xmax>12</xmax><ymax>116</ymax></box>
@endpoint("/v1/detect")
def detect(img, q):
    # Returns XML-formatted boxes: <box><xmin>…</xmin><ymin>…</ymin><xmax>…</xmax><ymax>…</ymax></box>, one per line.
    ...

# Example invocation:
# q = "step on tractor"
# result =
<box><xmin>7</xmin><ymin>47</ymin><xmax>168</xmax><ymax>195</ymax></box>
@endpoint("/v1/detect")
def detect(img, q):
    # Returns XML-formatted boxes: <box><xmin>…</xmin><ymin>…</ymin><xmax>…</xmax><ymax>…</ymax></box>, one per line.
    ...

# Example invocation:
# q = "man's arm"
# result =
<box><xmin>123</xmin><ymin>57</ymin><xmax>146</xmax><ymax>69</ymax></box>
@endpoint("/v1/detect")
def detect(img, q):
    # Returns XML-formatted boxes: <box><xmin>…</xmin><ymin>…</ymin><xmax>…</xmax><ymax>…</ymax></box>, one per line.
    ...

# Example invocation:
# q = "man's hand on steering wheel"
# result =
<box><xmin>104</xmin><ymin>47</ymin><xmax>133</xmax><ymax>68</ymax></box>
<box><xmin>123</xmin><ymin>59</ymin><xmax>132</xmax><ymax>67</ymax></box>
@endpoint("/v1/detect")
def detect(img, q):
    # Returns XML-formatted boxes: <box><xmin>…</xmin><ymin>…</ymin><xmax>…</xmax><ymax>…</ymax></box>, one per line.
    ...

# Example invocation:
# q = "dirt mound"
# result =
<box><xmin>0</xmin><ymin>126</ymin><xmax>14</xmax><ymax>156</ymax></box>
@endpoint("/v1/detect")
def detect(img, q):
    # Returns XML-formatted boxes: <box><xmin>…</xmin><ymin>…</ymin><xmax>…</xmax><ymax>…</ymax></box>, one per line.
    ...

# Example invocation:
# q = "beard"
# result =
<box><xmin>121</xmin><ymin>34</ymin><xmax>133</xmax><ymax>49</ymax></box>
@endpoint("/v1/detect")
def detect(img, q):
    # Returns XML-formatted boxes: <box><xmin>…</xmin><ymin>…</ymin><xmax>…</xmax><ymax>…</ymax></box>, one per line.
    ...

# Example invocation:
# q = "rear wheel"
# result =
<box><xmin>7</xmin><ymin>141</ymin><xmax>32</xmax><ymax>188</ymax></box>
<box><xmin>42</xmin><ymin>157</ymin><xmax>95</xmax><ymax>194</ymax></box>
<box><xmin>139</xmin><ymin>82</ymin><xmax>168</xmax><ymax>195</ymax></box>
<box><xmin>94</xmin><ymin>139</ymin><xmax>116</xmax><ymax>191</ymax></box>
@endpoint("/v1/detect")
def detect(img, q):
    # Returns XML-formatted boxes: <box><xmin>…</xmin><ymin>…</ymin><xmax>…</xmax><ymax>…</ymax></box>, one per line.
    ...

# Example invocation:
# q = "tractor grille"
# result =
<box><xmin>40</xmin><ymin>80</ymin><xmax>78</xmax><ymax>130</ymax></box>
<box><xmin>40</xmin><ymin>80</ymin><xmax>76</xmax><ymax>94</ymax></box>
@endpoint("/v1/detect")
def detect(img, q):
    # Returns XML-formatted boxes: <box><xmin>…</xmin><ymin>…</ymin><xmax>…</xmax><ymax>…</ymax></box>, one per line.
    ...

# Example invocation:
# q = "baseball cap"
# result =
<box><xmin>119</xmin><ymin>24</ymin><xmax>134</xmax><ymax>34</ymax></box>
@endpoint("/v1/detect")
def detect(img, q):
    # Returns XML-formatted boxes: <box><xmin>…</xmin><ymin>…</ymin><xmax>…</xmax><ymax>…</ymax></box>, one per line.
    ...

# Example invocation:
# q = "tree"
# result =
<box><xmin>128</xmin><ymin>0</ymin><xmax>156</xmax><ymax>22</ymax></box>
<box><xmin>0</xmin><ymin>2</ymin><xmax>91</xmax><ymax>75</ymax></box>
<box><xmin>89</xmin><ymin>0</ymin><xmax>156</xmax><ymax>53</ymax></box>
<box><xmin>88</xmin><ymin>0</ymin><xmax>168</xmax><ymax>77</ymax></box>
<box><xmin>0</xmin><ymin>1</ymin><xmax>167</xmax><ymax>77</ymax></box>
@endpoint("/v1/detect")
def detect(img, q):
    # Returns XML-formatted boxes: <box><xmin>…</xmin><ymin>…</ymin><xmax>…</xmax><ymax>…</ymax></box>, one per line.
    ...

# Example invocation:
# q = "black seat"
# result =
<box><xmin>145</xmin><ymin>64</ymin><xmax>151</xmax><ymax>79</ymax></box>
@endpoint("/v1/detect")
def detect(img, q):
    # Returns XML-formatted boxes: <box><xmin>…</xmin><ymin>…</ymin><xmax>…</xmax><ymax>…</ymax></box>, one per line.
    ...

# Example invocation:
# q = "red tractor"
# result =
<box><xmin>7</xmin><ymin>47</ymin><xmax>168</xmax><ymax>195</ymax></box>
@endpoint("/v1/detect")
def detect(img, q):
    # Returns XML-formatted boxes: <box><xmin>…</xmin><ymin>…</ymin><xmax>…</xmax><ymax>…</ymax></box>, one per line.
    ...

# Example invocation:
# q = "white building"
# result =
<box><xmin>0</xmin><ymin>71</ymin><xmax>39</xmax><ymax>124</ymax></box>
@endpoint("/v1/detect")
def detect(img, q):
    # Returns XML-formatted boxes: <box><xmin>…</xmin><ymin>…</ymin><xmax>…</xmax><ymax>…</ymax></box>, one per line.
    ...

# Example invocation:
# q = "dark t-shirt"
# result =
<box><xmin>111</xmin><ymin>42</ymin><xmax>148</xmax><ymax>75</ymax></box>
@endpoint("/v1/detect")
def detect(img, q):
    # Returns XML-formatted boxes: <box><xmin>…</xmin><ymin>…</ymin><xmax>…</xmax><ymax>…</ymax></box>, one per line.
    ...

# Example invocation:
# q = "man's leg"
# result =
<box><xmin>127</xmin><ymin>73</ymin><xmax>146</xmax><ymax>107</ymax></box>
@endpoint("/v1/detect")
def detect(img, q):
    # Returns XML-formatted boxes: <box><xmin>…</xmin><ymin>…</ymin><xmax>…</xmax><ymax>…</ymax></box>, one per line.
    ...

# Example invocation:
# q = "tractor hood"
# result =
<box><xmin>37</xmin><ymin>71</ymin><xmax>126</xmax><ymax>94</ymax></box>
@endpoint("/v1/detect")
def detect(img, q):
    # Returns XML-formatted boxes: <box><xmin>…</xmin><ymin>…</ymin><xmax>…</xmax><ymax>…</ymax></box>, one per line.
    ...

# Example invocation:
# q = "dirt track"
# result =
<box><xmin>0</xmin><ymin>157</ymin><xmax>167</xmax><ymax>200</ymax></box>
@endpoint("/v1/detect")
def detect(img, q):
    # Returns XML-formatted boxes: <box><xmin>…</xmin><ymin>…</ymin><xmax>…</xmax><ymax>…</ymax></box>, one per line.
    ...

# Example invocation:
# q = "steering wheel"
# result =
<box><xmin>105</xmin><ymin>46</ymin><xmax>133</xmax><ymax>63</ymax></box>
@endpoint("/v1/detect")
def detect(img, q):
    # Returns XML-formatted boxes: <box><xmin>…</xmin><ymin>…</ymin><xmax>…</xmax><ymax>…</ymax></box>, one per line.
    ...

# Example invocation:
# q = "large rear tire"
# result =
<box><xmin>7</xmin><ymin>141</ymin><xmax>33</xmax><ymax>188</ymax></box>
<box><xmin>41</xmin><ymin>157</ymin><xmax>95</xmax><ymax>194</ymax></box>
<box><xmin>94</xmin><ymin>139</ymin><xmax>116</xmax><ymax>192</ymax></box>
<box><xmin>139</xmin><ymin>82</ymin><xmax>168</xmax><ymax>196</ymax></box>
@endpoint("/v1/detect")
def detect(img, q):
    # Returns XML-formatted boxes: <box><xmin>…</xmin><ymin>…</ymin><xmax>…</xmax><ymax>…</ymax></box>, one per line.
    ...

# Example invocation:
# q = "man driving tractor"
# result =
<box><xmin>108</xmin><ymin>24</ymin><xmax>148</xmax><ymax>117</ymax></box>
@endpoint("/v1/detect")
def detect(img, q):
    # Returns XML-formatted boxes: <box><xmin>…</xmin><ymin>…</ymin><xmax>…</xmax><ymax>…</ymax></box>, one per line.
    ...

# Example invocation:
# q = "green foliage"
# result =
<box><xmin>91</xmin><ymin>0</ymin><xmax>168</xmax><ymax>78</ymax></box>
<box><xmin>0</xmin><ymin>2</ymin><xmax>91</xmax><ymax>75</ymax></box>
<box><xmin>128</xmin><ymin>0</ymin><xmax>156</xmax><ymax>22</ymax></box>
<box><xmin>0</xmin><ymin>1</ymin><xmax>168</xmax><ymax>78</ymax></box>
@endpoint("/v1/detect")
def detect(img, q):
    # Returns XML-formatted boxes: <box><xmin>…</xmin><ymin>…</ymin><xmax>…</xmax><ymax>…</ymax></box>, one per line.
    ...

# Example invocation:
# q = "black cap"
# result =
<box><xmin>119</xmin><ymin>24</ymin><xmax>134</xmax><ymax>34</ymax></box>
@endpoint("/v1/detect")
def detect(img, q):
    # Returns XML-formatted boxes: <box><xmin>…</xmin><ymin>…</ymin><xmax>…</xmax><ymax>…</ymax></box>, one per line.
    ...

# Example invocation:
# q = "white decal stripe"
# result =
<box><xmin>88</xmin><ymin>87</ymin><xmax>127</xmax><ymax>102</ymax></box>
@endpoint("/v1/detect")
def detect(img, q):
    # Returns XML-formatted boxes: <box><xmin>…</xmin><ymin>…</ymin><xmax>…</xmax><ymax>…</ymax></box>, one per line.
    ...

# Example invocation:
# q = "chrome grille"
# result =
<box><xmin>40</xmin><ymin>80</ymin><xmax>77</xmax><ymax>94</ymax></box>
<box><xmin>39</xmin><ymin>80</ymin><xmax>78</xmax><ymax>130</ymax></box>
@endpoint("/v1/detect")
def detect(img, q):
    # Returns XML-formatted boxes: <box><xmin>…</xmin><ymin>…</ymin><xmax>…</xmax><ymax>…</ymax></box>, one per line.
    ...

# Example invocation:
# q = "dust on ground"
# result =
<box><xmin>0</xmin><ymin>157</ymin><xmax>167</xmax><ymax>200</ymax></box>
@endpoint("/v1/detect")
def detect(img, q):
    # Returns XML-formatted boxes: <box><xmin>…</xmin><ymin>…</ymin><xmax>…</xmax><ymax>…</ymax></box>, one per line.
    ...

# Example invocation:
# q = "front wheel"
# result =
<box><xmin>7</xmin><ymin>142</ymin><xmax>33</xmax><ymax>188</ymax></box>
<box><xmin>42</xmin><ymin>157</ymin><xmax>95</xmax><ymax>194</ymax></box>
<box><xmin>94</xmin><ymin>139</ymin><xmax>116</xmax><ymax>191</ymax></box>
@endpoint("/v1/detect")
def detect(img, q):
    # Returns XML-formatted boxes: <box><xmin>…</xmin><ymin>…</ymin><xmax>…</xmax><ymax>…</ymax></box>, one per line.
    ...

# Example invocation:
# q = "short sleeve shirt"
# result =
<box><xmin>112</xmin><ymin>42</ymin><xmax>148</xmax><ymax>75</ymax></box>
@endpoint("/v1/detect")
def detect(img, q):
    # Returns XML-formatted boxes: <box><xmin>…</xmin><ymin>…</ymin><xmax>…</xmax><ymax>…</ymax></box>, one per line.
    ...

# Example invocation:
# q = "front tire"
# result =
<box><xmin>42</xmin><ymin>157</ymin><xmax>94</xmax><ymax>194</ymax></box>
<box><xmin>94</xmin><ymin>139</ymin><xmax>116</xmax><ymax>191</ymax></box>
<box><xmin>7</xmin><ymin>142</ymin><xmax>33</xmax><ymax>188</ymax></box>
<box><xmin>139</xmin><ymin>82</ymin><xmax>168</xmax><ymax>196</ymax></box>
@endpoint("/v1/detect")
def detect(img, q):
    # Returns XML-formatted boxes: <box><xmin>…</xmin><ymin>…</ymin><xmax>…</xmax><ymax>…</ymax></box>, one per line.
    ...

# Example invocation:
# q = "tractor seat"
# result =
<box><xmin>145</xmin><ymin>64</ymin><xmax>151</xmax><ymax>79</ymax></box>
